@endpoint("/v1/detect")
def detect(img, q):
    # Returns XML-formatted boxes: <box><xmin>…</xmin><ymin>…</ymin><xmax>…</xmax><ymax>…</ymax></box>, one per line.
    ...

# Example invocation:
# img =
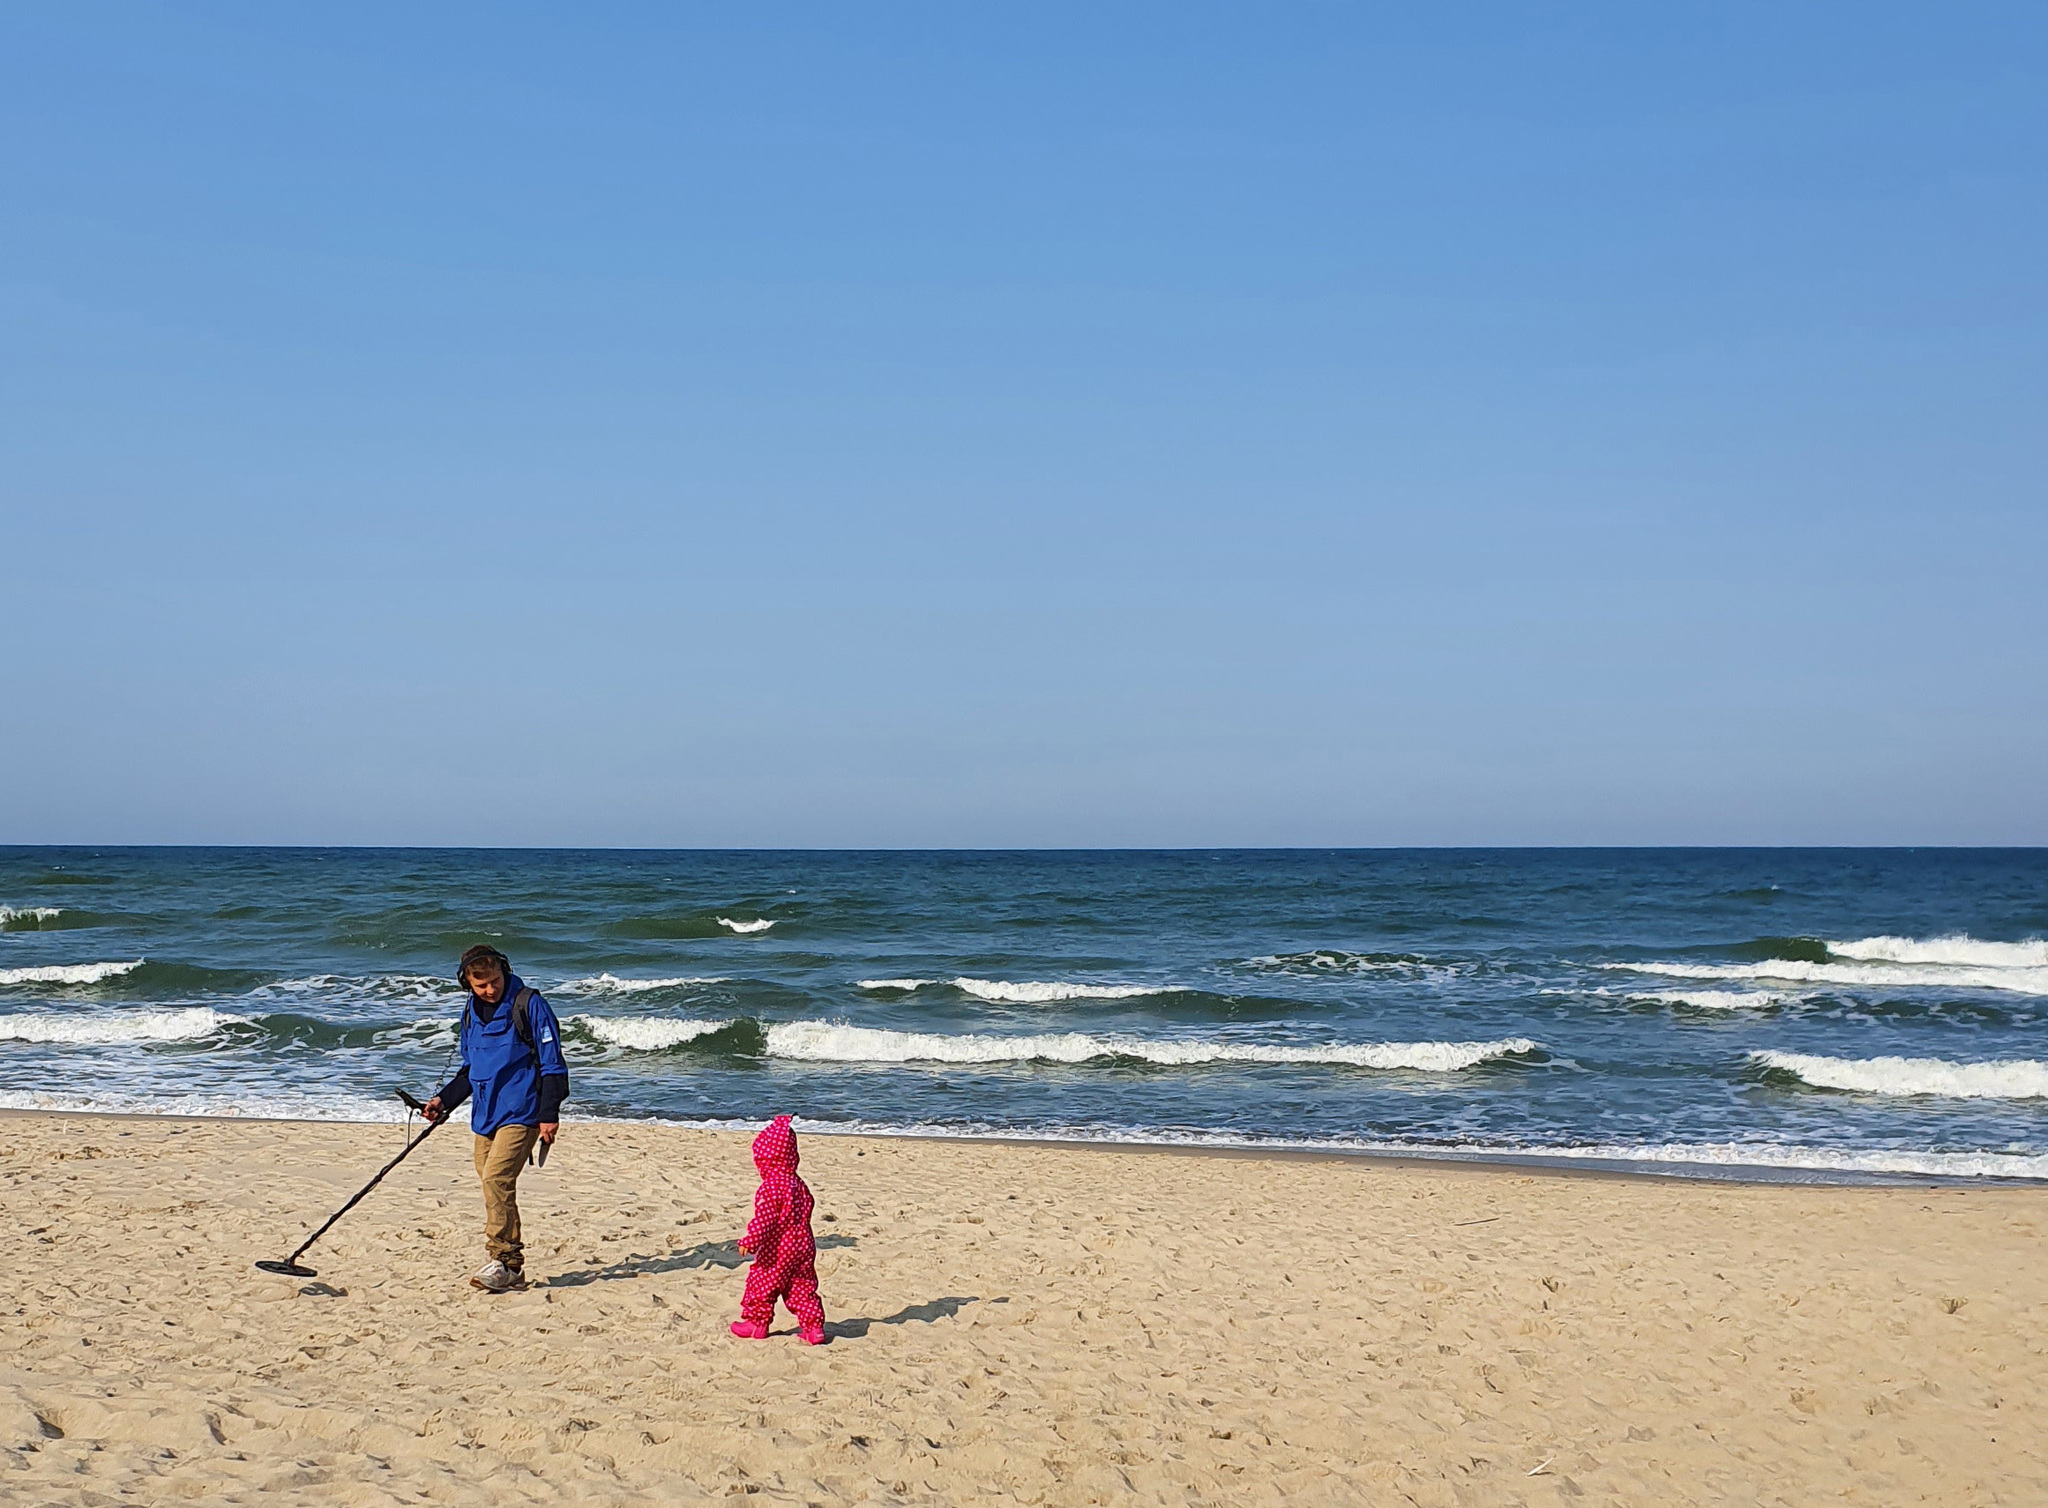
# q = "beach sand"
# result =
<box><xmin>2</xmin><ymin>1113</ymin><xmax>2041</xmax><ymax>1505</ymax></box>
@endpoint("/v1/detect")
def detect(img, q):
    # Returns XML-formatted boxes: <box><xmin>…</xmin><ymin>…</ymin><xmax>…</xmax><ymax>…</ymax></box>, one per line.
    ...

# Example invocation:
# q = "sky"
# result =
<box><xmin>3</xmin><ymin>3</ymin><xmax>2044</xmax><ymax>847</ymax></box>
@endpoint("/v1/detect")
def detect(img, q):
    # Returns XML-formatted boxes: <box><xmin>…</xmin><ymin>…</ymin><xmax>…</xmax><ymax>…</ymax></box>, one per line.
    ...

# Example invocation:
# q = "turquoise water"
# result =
<box><xmin>2</xmin><ymin>847</ymin><xmax>2044</xmax><ymax>1181</ymax></box>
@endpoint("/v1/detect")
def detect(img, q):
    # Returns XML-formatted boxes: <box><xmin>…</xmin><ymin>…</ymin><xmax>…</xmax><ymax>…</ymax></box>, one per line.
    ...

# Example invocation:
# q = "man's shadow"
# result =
<box><xmin>827</xmin><ymin>1295</ymin><xmax>980</xmax><ymax>1340</ymax></box>
<box><xmin>543</xmin><ymin>1233</ymin><xmax>858</xmax><ymax>1289</ymax></box>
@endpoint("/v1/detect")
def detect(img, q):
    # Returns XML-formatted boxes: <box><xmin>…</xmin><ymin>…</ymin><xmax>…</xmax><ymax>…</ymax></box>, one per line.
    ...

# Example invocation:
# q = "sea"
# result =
<box><xmin>2</xmin><ymin>847</ymin><xmax>2044</xmax><ymax>1183</ymax></box>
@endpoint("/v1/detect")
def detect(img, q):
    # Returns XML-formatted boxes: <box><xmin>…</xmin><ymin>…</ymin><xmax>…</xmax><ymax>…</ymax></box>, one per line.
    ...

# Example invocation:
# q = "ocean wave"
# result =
<box><xmin>760</xmin><ymin>1022</ymin><xmax>1538</xmax><ymax>1070</ymax></box>
<box><xmin>1242</xmin><ymin>950</ymin><xmax>1439</xmax><ymax>976</ymax></box>
<box><xmin>717</xmin><ymin>917</ymin><xmax>775</xmax><ymax>934</ymax></box>
<box><xmin>243</xmin><ymin>973</ymin><xmax>460</xmax><ymax>1006</ymax></box>
<box><xmin>1636</xmin><ymin>989</ymin><xmax>1790</xmax><ymax>1011</ymax></box>
<box><xmin>1541</xmin><ymin>985</ymin><xmax>1791</xmax><ymax>1011</ymax></box>
<box><xmin>569</xmin><ymin>1014</ymin><xmax>737</xmax><ymax>1051</ymax></box>
<box><xmin>0</xmin><ymin>906</ymin><xmax>66</xmax><ymax>931</ymax></box>
<box><xmin>1752</xmin><ymin>1050</ymin><xmax>2048</xmax><ymax>1100</ymax></box>
<box><xmin>951</xmin><ymin>978</ymin><xmax>1169</xmax><ymax>1004</ymax></box>
<box><xmin>0</xmin><ymin>960</ymin><xmax>146</xmax><ymax>987</ymax></box>
<box><xmin>563</xmin><ymin>973</ymin><xmax>731</xmax><ymax>994</ymax></box>
<box><xmin>0</xmin><ymin>1088</ymin><xmax>410</xmax><ymax>1122</ymax></box>
<box><xmin>855</xmin><ymin>977</ymin><xmax>1171</xmax><ymax>1003</ymax></box>
<box><xmin>1604</xmin><ymin>956</ymin><xmax>2048</xmax><ymax>997</ymax></box>
<box><xmin>1827</xmin><ymin>934</ymin><xmax>2047</xmax><ymax>969</ymax></box>
<box><xmin>0</xmin><ymin>1007</ymin><xmax>248</xmax><ymax>1045</ymax></box>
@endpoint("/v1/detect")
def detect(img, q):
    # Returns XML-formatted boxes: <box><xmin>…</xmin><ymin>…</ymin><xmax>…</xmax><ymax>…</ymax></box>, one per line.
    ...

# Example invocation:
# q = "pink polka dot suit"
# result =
<box><xmin>733</xmin><ymin>1115</ymin><xmax>827</xmax><ymax>1343</ymax></box>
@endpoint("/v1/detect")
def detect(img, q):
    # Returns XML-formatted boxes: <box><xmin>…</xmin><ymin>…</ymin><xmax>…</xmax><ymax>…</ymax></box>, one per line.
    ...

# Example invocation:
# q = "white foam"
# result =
<box><xmin>571</xmin><ymin>1014</ymin><xmax>734</xmax><ymax>1051</ymax></box>
<box><xmin>1546</xmin><ymin>985</ymin><xmax>1790</xmax><ymax>1011</ymax></box>
<box><xmin>717</xmin><ymin>917</ymin><xmax>775</xmax><ymax>934</ymax></box>
<box><xmin>1520</xmin><ymin>1139</ymin><xmax>2048</xmax><ymax>1181</ymax></box>
<box><xmin>1753</xmin><ymin>1050</ymin><xmax>2048</xmax><ymax>1100</ymax></box>
<box><xmin>624</xmin><ymin>1118</ymin><xmax>2048</xmax><ymax>1183</ymax></box>
<box><xmin>1604</xmin><ymin>957</ymin><xmax>2048</xmax><ymax>996</ymax></box>
<box><xmin>855</xmin><ymin>978</ymin><xmax>938</xmax><ymax>992</ymax></box>
<box><xmin>390</xmin><ymin>1017</ymin><xmax>459</xmax><ymax>1049</ymax></box>
<box><xmin>0</xmin><ymin>1088</ymin><xmax>408</xmax><ymax>1123</ymax></box>
<box><xmin>0</xmin><ymin>960</ymin><xmax>145</xmax><ymax>987</ymax></box>
<box><xmin>246</xmin><ymin>973</ymin><xmax>458</xmax><ymax>1005</ymax></box>
<box><xmin>564</xmin><ymin>973</ymin><xmax>731</xmax><ymax>994</ymax></box>
<box><xmin>948</xmin><ymin>978</ymin><xmax>1172</xmax><ymax>1004</ymax></box>
<box><xmin>1829</xmin><ymin>934</ymin><xmax>2048</xmax><ymax>969</ymax></box>
<box><xmin>761</xmin><ymin>1021</ymin><xmax>1537</xmax><ymax>1070</ymax></box>
<box><xmin>1243</xmin><ymin>950</ymin><xmax>1438</xmax><ymax>976</ymax></box>
<box><xmin>4</xmin><ymin>1096</ymin><xmax>2038</xmax><ymax>1181</ymax></box>
<box><xmin>0</xmin><ymin>1007</ymin><xmax>246</xmax><ymax>1045</ymax></box>
<box><xmin>1635</xmin><ymin>989</ymin><xmax>1789</xmax><ymax>1011</ymax></box>
<box><xmin>0</xmin><ymin>906</ymin><xmax>64</xmax><ymax>927</ymax></box>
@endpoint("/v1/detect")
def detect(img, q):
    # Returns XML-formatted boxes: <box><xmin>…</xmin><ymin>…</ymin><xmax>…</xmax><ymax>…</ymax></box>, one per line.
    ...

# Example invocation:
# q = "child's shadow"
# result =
<box><xmin>544</xmin><ymin>1233</ymin><xmax>858</xmax><ymax>1289</ymax></box>
<box><xmin>827</xmin><ymin>1294</ymin><xmax>980</xmax><ymax>1340</ymax></box>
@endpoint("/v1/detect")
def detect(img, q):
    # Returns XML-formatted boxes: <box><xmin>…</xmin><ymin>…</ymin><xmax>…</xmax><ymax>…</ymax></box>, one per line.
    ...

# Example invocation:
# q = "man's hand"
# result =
<box><xmin>421</xmin><ymin>1096</ymin><xmax>446</xmax><ymax>1123</ymax></box>
<box><xmin>538</xmin><ymin>1122</ymin><xmax>558</xmax><ymax>1146</ymax></box>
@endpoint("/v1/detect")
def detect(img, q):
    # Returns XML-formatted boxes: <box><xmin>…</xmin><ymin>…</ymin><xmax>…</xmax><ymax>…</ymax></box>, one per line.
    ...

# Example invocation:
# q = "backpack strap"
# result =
<box><xmin>460</xmin><ymin>987</ymin><xmax>537</xmax><ymax>1051</ymax></box>
<box><xmin>510</xmin><ymin>986</ymin><xmax>535</xmax><ymax>1049</ymax></box>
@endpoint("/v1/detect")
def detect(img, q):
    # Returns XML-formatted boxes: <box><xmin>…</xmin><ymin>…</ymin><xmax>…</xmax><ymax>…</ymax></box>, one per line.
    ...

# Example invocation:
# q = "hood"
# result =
<box><xmin>752</xmin><ymin>1114</ymin><xmax>799</xmax><ymax>1173</ymax></box>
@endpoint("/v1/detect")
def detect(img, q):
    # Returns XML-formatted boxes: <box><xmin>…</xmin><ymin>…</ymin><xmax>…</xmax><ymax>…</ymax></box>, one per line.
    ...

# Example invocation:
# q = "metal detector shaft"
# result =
<box><xmin>265</xmin><ymin>1103</ymin><xmax>441</xmax><ymax>1273</ymax></box>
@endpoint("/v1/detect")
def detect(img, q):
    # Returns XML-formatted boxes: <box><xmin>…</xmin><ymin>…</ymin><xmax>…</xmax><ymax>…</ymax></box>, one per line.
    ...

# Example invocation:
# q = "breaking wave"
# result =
<box><xmin>1242</xmin><ymin>950</ymin><xmax>1438</xmax><ymax>976</ymax></box>
<box><xmin>717</xmin><ymin>917</ymin><xmax>775</xmax><ymax>934</ymax></box>
<box><xmin>1542</xmin><ymin>985</ymin><xmax>1790</xmax><ymax>1012</ymax></box>
<box><xmin>564</xmin><ymin>973</ymin><xmax>731</xmax><ymax>994</ymax></box>
<box><xmin>1828</xmin><ymin>935</ymin><xmax>2047</xmax><ymax>968</ymax></box>
<box><xmin>241</xmin><ymin>973</ymin><xmax>460</xmax><ymax>1006</ymax></box>
<box><xmin>0</xmin><ymin>1007</ymin><xmax>248</xmax><ymax>1045</ymax></box>
<box><xmin>0</xmin><ymin>906</ymin><xmax>66</xmax><ymax>931</ymax></box>
<box><xmin>0</xmin><ymin>960</ymin><xmax>146</xmax><ymax>987</ymax></box>
<box><xmin>760</xmin><ymin>1022</ymin><xmax>1539</xmax><ymax>1070</ymax></box>
<box><xmin>1752</xmin><ymin>1050</ymin><xmax>2048</xmax><ymax>1100</ymax></box>
<box><xmin>1606</xmin><ymin>932</ymin><xmax>2048</xmax><ymax>996</ymax></box>
<box><xmin>570</xmin><ymin>1014</ymin><xmax>738</xmax><ymax>1051</ymax></box>
<box><xmin>1635</xmin><ymin>989</ymin><xmax>1790</xmax><ymax>1011</ymax></box>
<box><xmin>858</xmin><ymin>977</ymin><xmax>1172</xmax><ymax>1003</ymax></box>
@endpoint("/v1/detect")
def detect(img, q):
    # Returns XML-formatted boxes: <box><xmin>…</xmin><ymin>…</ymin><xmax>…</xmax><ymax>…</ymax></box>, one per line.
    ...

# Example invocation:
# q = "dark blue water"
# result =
<box><xmin>3</xmin><ymin>848</ymin><xmax>2044</xmax><ymax>1180</ymax></box>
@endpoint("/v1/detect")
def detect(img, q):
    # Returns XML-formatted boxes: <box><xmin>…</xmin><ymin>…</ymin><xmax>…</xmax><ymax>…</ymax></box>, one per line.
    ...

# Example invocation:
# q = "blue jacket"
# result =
<box><xmin>439</xmin><ymin>975</ymin><xmax>570</xmax><ymax>1137</ymax></box>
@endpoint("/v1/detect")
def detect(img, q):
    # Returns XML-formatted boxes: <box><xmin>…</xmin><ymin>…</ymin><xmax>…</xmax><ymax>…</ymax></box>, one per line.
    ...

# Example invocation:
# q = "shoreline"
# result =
<box><xmin>0</xmin><ymin>1103</ymin><xmax>2030</xmax><ymax>1188</ymax></box>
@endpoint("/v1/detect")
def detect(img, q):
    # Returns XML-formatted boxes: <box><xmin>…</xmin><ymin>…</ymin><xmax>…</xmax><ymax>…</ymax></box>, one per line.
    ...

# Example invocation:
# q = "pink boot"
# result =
<box><xmin>730</xmin><ymin>1319</ymin><xmax>769</xmax><ymax>1339</ymax></box>
<box><xmin>800</xmin><ymin>1323</ymin><xmax>829</xmax><ymax>1346</ymax></box>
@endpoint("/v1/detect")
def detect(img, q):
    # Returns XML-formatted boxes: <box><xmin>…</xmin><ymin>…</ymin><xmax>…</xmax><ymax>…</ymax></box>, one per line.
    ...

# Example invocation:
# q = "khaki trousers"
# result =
<box><xmin>473</xmin><ymin>1123</ymin><xmax>541</xmax><ymax>1267</ymax></box>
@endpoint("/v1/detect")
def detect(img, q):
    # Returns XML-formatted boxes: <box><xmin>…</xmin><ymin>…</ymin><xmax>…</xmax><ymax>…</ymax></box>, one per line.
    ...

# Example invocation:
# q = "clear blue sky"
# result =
<box><xmin>3</xmin><ymin>4</ymin><xmax>2043</xmax><ymax>846</ymax></box>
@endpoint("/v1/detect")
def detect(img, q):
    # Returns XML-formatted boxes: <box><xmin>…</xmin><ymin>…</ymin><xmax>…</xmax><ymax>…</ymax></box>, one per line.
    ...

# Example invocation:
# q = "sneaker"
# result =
<box><xmin>729</xmin><ymin>1319</ymin><xmax>770</xmax><ymax>1339</ymax></box>
<box><xmin>470</xmin><ymin>1259</ymin><xmax>526</xmax><ymax>1293</ymax></box>
<box><xmin>799</xmin><ymin>1323</ymin><xmax>829</xmax><ymax>1346</ymax></box>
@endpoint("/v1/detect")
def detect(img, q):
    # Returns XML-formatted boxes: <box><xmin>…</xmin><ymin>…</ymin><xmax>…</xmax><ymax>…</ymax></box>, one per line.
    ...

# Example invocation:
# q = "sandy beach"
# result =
<box><xmin>1</xmin><ymin>1112</ymin><xmax>2041</xmax><ymax>1505</ymax></box>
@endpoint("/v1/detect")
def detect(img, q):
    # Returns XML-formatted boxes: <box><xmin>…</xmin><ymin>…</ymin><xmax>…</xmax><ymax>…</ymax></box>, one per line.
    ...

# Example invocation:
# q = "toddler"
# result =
<box><xmin>731</xmin><ymin>1115</ymin><xmax>828</xmax><ymax>1344</ymax></box>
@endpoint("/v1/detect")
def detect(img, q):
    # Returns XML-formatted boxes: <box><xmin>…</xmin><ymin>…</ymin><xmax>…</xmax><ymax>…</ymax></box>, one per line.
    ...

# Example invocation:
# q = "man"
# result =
<box><xmin>421</xmin><ymin>945</ymin><xmax>569</xmax><ymax>1293</ymax></box>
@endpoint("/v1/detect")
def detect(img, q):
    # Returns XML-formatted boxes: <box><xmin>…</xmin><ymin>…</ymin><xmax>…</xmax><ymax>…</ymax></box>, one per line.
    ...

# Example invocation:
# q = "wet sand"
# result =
<box><xmin>3</xmin><ymin>1112</ymin><xmax>2042</xmax><ymax>1504</ymax></box>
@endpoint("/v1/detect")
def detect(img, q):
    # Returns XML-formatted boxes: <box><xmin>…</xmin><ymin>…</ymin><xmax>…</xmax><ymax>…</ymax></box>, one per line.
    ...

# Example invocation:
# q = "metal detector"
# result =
<box><xmin>255</xmin><ymin>1089</ymin><xmax>442</xmax><ymax>1278</ymax></box>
